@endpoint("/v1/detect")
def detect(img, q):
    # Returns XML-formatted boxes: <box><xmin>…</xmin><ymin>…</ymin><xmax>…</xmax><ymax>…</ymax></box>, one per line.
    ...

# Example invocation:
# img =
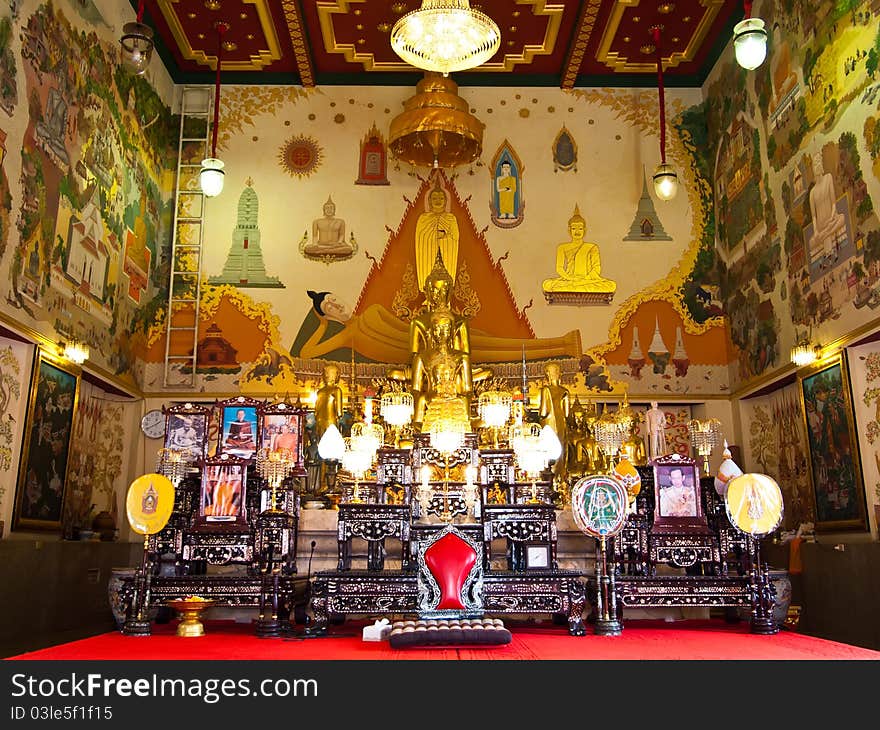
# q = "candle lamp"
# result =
<box><xmin>255</xmin><ymin>447</ymin><xmax>295</xmax><ymax>513</ymax></box>
<box><xmin>688</xmin><ymin>418</ymin><xmax>722</xmax><ymax>476</ymax></box>
<box><xmin>478</xmin><ymin>389</ymin><xmax>512</xmax><ymax>448</ymax></box>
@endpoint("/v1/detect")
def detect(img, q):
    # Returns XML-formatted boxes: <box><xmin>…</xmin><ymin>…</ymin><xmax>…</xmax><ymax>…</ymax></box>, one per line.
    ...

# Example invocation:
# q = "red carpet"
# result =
<box><xmin>8</xmin><ymin>621</ymin><xmax>879</xmax><ymax>660</ymax></box>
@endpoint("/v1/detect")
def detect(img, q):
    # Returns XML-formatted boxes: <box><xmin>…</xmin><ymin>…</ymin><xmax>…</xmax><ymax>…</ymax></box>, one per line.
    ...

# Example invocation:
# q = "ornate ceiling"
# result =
<box><xmin>137</xmin><ymin>1</ymin><xmax>744</xmax><ymax>88</ymax></box>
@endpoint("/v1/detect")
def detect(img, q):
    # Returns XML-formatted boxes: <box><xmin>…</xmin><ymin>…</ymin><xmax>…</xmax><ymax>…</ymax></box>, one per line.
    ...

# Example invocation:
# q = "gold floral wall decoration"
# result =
<box><xmin>279</xmin><ymin>134</ymin><xmax>324</xmax><ymax>179</ymax></box>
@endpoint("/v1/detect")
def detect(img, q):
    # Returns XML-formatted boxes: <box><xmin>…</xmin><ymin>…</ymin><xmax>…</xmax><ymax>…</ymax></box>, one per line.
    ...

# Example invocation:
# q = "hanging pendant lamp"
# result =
<box><xmin>733</xmin><ymin>0</ymin><xmax>768</xmax><ymax>70</ymax></box>
<box><xmin>200</xmin><ymin>22</ymin><xmax>228</xmax><ymax>198</ymax></box>
<box><xmin>120</xmin><ymin>0</ymin><xmax>154</xmax><ymax>76</ymax></box>
<box><xmin>651</xmin><ymin>26</ymin><xmax>678</xmax><ymax>202</ymax></box>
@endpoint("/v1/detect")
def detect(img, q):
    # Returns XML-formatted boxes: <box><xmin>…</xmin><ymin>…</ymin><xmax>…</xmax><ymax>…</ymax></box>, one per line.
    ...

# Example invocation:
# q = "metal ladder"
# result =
<box><xmin>163</xmin><ymin>86</ymin><xmax>213</xmax><ymax>388</ymax></box>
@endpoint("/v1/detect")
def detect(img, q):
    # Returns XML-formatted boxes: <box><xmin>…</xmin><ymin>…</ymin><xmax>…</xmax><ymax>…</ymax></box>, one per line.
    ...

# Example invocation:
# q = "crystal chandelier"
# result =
<box><xmin>594</xmin><ymin>410</ymin><xmax>626</xmax><ymax>467</ymax></box>
<box><xmin>478</xmin><ymin>389</ymin><xmax>512</xmax><ymax>448</ymax></box>
<box><xmin>255</xmin><ymin>447</ymin><xmax>295</xmax><ymax>513</ymax></box>
<box><xmin>688</xmin><ymin>418</ymin><xmax>722</xmax><ymax>476</ymax></box>
<box><xmin>391</xmin><ymin>0</ymin><xmax>501</xmax><ymax>75</ymax></box>
<box><xmin>511</xmin><ymin>423</ymin><xmax>557</xmax><ymax>503</ymax></box>
<box><xmin>791</xmin><ymin>341</ymin><xmax>820</xmax><ymax>367</ymax></box>
<box><xmin>156</xmin><ymin>448</ymin><xmax>190</xmax><ymax>488</ymax></box>
<box><xmin>351</xmin><ymin>421</ymin><xmax>385</xmax><ymax>455</ymax></box>
<box><xmin>341</xmin><ymin>436</ymin><xmax>376</xmax><ymax>503</ymax></box>
<box><xmin>429</xmin><ymin>415</ymin><xmax>467</xmax><ymax>455</ymax></box>
<box><xmin>380</xmin><ymin>389</ymin><xmax>414</xmax><ymax>447</ymax></box>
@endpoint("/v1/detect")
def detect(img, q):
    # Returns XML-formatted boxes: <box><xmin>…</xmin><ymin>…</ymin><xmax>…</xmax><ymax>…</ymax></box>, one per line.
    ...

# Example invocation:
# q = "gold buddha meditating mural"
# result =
<box><xmin>543</xmin><ymin>205</ymin><xmax>616</xmax><ymax>305</ymax></box>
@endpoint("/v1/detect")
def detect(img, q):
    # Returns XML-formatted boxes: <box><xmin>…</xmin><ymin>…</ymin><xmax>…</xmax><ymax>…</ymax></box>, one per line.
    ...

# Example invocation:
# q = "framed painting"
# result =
<box><xmin>216</xmin><ymin>396</ymin><xmax>262</xmax><ymax>460</ymax></box>
<box><xmin>201</xmin><ymin>456</ymin><xmax>248</xmax><ymax>522</ymax></box>
<box><xmin>798</xmin><ymin>353</ymin><xmax>868</xmax><ymax>531</ymax></box>
<box><xmin>13</xmin><ymin>349</ymin><xmax>81</xmax><ymax>532</ymax></box>
<box><xmin>163</xmin><ymin>402</ymin><xmax>211</xmax><ymax>464</ymax></box>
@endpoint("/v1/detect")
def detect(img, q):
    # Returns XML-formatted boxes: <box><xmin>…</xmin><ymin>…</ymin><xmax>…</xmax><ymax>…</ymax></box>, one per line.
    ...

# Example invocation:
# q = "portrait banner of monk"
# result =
<box><xmin>797</xmin><ymin>353</ymin><xmax>867</xmax><ymax>531</ymax></box>
<box><xmin>219</xmin><ymin>405</ymin><xmax>258</xmax><ymax>460</ymax></box>
<box><xmin>201</xmin><ymin>460</ymin><xmax>246</xmax><ymax>522</ymax></box>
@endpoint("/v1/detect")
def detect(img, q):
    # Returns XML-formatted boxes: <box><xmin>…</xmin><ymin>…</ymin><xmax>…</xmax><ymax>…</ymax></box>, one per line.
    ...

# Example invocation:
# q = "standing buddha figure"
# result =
<box><xmin>538</xmin><ymin>363</ymin><xmax>570</xmax><ymax>482</ymax></box>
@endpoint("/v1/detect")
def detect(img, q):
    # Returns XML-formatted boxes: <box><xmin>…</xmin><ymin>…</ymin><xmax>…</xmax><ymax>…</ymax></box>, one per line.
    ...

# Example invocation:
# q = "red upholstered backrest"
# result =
<box><xmin>424</xmin><ymin>532</ymin><xmax>477</xmax><ymax>610</ymax></box>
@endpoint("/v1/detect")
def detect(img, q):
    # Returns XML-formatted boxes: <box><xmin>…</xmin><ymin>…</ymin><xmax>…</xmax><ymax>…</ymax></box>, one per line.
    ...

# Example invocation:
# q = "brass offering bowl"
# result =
<box><xmin>167</xmin><ymin>597</ymin><xmax>216</xmax><ymax>637</ymax></box>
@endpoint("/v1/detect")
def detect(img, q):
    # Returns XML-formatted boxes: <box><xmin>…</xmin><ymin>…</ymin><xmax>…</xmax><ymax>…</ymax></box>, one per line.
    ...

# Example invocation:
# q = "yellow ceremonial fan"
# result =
<box><xmin>126</xmin><ymin>473</ymin><xmax>175</xmax><ymax>535</ymax></box>
<box><xmin>613</xmin><ymin>456</ymin><xmax>642</xmax><ymax>502</ymax></box>
<box><xmin>725</xmin><ymin>473</ymin><xmax>784</xmax><ymax>537</ymax></box>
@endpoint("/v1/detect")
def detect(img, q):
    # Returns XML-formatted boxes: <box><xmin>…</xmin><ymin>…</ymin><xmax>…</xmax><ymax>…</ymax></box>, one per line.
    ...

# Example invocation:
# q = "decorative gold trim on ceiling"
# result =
<box><xmin>561</xmin><ymin>0</ymin><xmax>602</xmax><ymax>88</ymax></box>
<box><xmin>158</xmin><ymin>0</ymin><xmax>283</xmax><ymax>71</ymax></box>
<box><xmin>282</xmin><ymin>0</ymin><xmax>315</xmax><ymax>86</ymax></box>
<box><xmin>595</xmin><ymin>0</ymin><xmax>724</xmax><ymax>73</ymax></box>
<box><xmin>316</xmin><ymin>0</ymin><xmax>565</xmax><ymax>72</ymax></box>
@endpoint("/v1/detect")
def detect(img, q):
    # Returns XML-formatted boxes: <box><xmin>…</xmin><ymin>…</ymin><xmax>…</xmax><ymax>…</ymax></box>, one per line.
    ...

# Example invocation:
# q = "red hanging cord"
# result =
<box><xmin>653</xmin><ymin>26</ymin><xmax>666</xmax><ymax>166</ymax></box>
<box><xmin>743</xmin><ymin>0</ymin><xmax>752</xmax><ymax>20</ymax></box>
<box><xmin>211</xmin><ymin>23</ymin><xmax>228</xmax><ymax>158</ymax></box>
<box><xmin>137</xmin><ymin>0</ymin><xmax>145</xmax><ymax>23</ymax></box>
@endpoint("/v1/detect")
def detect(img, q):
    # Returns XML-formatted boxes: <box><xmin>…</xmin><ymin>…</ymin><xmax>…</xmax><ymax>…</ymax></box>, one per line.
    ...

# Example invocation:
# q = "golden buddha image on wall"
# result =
<box><xmin>543</xmin><ymin>205</ymin><xmax>616</xmax><ymax>305</ymax></box>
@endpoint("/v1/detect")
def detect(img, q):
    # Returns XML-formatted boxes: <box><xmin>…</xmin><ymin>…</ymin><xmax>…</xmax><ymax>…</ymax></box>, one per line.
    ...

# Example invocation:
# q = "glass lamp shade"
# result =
<box><xmin>478</xmin><ymin>390</ymin><xmax>512</xmax><ymax>429</ymax></box>
<box><xmin>380</xmin><ymin>391</ymin><xmax>414</xmax><ymax>427</ymax></box>
<box><xmin>199</xmin><ymin>158</ymin><xmax>225</xmax><ymax>197</ymax></box>
<box><xmin>341</xmin><ymin>440</ymin><xmax>373</xmax><ymax>478</ymax></box>
<box><xmin>120</xmin><ymin>22</ymin><xmax>154</xmax><ymax>75</ymax></box>
<box><xmin>390</xmin><ymin>1</ymin><xmax>501</xmax><ymax>75</ymax></box>
<box><xmin>317</xmin><ymin>424</ymin><xmax>346</xmax><ymax>461</ymax></box>
<box><xmin>538</xmin><ymin>425</ymin><xmax>562</xmax><ymax>461</ymax></box>
<box><xmin>429</xmin><ymin>418</ymin><xmax>467</xmax><ymax>455</ymax></box>
<box><xmin>653</xmin><ymin>162</ymin><xmax>679</xmax><ymax>200</ymax></box>
<box><xmin>351</xmin><ymin>421</ymin><xmax>384</xmax><ymax>455</ymax></box>
<box><xmin>733</xmin><ymin>17</ymin><xmax>768</xmax><ymax>70</ymax></box>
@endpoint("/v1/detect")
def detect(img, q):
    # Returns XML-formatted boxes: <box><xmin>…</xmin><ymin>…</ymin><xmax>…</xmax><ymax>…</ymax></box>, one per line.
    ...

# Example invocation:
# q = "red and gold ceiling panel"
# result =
<box><xmin>141</xmin><ymin>1</ymin><xmax>744</xmax><ymax>85</ymax></box>
<box><xmin>304</xmin><ymin>1</ymin><xmax>574</xmax><ymax>74</ymax></box>
<box><xmin>575</xmin><ymin>0</ymin><xmax>741</xmax><ymax>77</ymax></box>
<box><xmin>151</xmin><ymin>0</ymin><xmax>297</xmax><ymax>74</ymax></box>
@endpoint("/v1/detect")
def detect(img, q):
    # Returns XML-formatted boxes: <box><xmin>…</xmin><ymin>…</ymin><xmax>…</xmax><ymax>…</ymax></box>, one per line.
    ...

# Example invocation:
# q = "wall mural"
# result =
<box><xmin>278</xmin><ymin>133</ymin><xmax>322</xmax><ymax>180</ymax></box>
<box><xmin>208</xmin><ymin>179</ymin><xmax>284</xmax><ymax>287</ymax></box>
<box><xmin>0</xmin><ymin>8</ymin><xmax>18</xmax><ymax>117</ymax></box>
<box><xmin>299</xmin><ymin>195</ymin><xmax>357</xmax><ymax>264</ymax></box>
<box><xmin>702</xmin><ymin>0</ymin><xmax>880</xmax><ymax>390</ymax></box>
<box><xmin>489</xmin><ymin>139</ymin><xmax>524</xmax><ymax>228</ymax></box>
<box><xmin>130</xmin><ymin>82</ymin><xmax>739</xmax><ymax>400</ymax></box>
<box><xmin>3</xmin><ymin>2</ymin><xmax>174</xmax><ymax>384</ymax></box>
<box><xmin>355</xmin><ymin>122</ymin><xmax>389</xmax><ymax>186</ymax></box>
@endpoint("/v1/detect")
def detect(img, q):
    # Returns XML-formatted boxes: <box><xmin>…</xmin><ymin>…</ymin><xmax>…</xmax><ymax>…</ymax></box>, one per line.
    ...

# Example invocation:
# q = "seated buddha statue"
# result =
<box><xmin>403</xmin><ymin>252</ymin><xmax>489</xmax><ymax>425</ymax></box>
<box><xmin>567</xmin><ymin>400</ymin><xmax>605</xmax><ymax>477</ymax></box>
<box><xmin>542</xmin><ymin>206</ymin><xmax>616</xmax><ymax>294</ymax></box>
<box><xmin>620</xmin><ymin>420</ymin><xmax>647</xmax><ymax>467</ymax></box>
<box><xmin>420</xmin><ymin>352</ymin><xmax>471</xmax><ymax>439</ymax></box>
<box><xmin>304</xmin><ymin>197</ymin><xmax>352</xmax><ymax>257</ymax></box>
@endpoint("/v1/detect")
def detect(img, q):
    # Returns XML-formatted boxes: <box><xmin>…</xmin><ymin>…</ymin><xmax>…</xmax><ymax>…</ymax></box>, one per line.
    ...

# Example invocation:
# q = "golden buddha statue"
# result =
<box><xmin>568</xmin><ymin>399</ymin><xmax>606</xmax><ymax>476</ymax></box>
<box><xmin>620</xmin><ymin>420</ymin><xmax>647</xmax><ymax>467</ymax></box>
<box><xmin>538</xmin><ymin>362</ymin><xmax>570</xmax><ymax>481</ymax></box>
<box><xmin>415</xmin><ymin>179</ymin><xmax>459</xmax><ymax>292</ymax></box>
<box><xmin>314</xmin><ymin>362</ymin><xmax>344</xmax><ymax>440</ymax></box>
<box><xmin>406</xmin><ymin>252</ymin><xmax>487</xmax><ymax>425</ymax></box>
<box><xmin>420</xmin><ymin>352</ymin><xmax>471</xmax><ymax>438</ymax></box>
<box><xmin>542</xmin><ymin>205</ymin><xmax>616</xmax><ymax>294</ymax></box>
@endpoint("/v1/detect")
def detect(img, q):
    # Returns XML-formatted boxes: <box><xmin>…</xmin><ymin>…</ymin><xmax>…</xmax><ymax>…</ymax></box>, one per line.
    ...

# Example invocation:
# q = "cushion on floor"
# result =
<box><xmin>388</xmin><ymin>618</ymin><xmax>512</xmax><ymax>648</ymax></box>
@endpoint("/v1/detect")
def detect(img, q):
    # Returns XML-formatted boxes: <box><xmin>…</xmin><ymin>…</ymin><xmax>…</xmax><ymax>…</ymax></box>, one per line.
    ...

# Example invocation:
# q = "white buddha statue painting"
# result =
<box><xmin>808</xmin><ymin>150</ymin><xmax>846</xmax><ymax>266</ymax></box>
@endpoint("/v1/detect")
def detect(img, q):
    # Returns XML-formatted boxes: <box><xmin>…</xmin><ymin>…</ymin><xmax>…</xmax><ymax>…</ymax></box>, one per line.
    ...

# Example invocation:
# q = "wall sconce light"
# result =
<box><xmin>62</xmin><ymin>340</ymin><xmax>89</xmax><ymax>365</ymax></box>
<box><xmin>120</xmin><ymin>0</ymin><xmax>154</xmax><ymax>76</ymax></box>
<box><xmin>791</xmin><ymin>340</ymin><xmax>821</xmax><ymax>367</ymax></box>
<box><xmin>200</xmin><ymin>22</ymin><xmax>229</xmax><ymax>198</ymax></box>
<box><xmin>651</xmin><ymin>26</ymin><xmax>678</xmax><ymax>201</ymax></box>
<box><xmin>733</xmin><ymin>0</ymin><xmax>768</xmax><ymax>71</ymax></box>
